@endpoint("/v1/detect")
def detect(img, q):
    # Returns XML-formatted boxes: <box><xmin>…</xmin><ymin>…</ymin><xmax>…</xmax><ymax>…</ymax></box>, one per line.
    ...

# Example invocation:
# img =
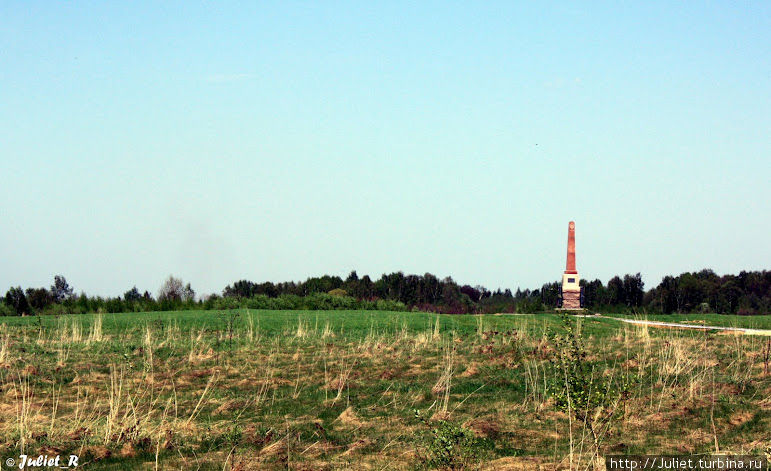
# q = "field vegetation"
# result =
<box><xmin>0</xmin><ymin>310</ymin><xmax>768</xmax><ymax>470</ymax></box>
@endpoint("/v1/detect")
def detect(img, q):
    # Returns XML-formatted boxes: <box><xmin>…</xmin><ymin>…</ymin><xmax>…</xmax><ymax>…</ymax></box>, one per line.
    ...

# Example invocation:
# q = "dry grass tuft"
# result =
<box><xmin>464</xmin><ymin>417</ymin><xmax>501</xmax><ymax>439</ymax></box>
<box><xmin>481</xmin><ymin>456</ymin><xmax>544</xmax><ymax>471</ymax></box>
<box><xmin>259</xmin><ymin>438</ymin><xmax>287</xmax><ymax>458</ymax></box>
<box><xmin>460</xmin><ymin>362</ymin><xmax>480</xmax><ymax>377</ymax></box>
<box><xmin>336</xmin><ymin>406</ymin><xmax>363</xmax><ymax>427</ymax></box>
<box><xmin>342</xmin><ymin>437</ymin><xmax>373</xmax><ymax>456</ymax></box>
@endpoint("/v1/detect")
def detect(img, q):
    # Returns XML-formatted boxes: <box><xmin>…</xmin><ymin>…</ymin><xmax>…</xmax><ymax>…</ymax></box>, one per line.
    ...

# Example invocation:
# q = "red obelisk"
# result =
<box><xmin>561</xmin><ymin>221</ymin><xmax>581</xmax><ymax>309</ymax></box>
<box><xmin>565</xmin><ymin>221</ymin><xmax>577</xmax><ymax>275</ymax></box>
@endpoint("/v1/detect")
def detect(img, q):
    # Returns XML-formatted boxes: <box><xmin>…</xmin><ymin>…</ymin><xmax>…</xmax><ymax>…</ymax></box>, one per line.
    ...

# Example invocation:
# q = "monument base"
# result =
<box><xmin>561</xmin><ymin>290</ymin><xmax>581</xmax><ymax>310</ymax></box>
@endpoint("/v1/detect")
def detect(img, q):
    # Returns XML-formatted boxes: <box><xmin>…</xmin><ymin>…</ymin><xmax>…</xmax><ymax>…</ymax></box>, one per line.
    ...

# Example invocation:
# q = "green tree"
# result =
<box><xmin>26</xmin><ymin>287</ymin><xmax>53</xmax><ymax>311</ymax></box>
<box><xmin>5</xmin><ymin>287</ymin><xmax>30</xmax><ymax>315</ymax></box>
<box><xmin>183</xmin><ymin>283</ymin><xmax>195</xmax><ymax>302</ymax></box>
<box><xmin>581</xmin><ymin>279</ymin><xmax>605</xmax><ymax>309</ymax></box>
<box><xmin>158</xmin><ymin>275</ymin><xmax>185</xmax><ymax>302</ymax></box>
<box><xmin>622</xmin><ymin>273</ymin><xmax>644</xmax><ymax>307</ymax></box>
<box><xmin>124</xmin><ymin>286</ymin><xmax>142</xmax><ymax>302</ymax></box>
<box><xmin>50</xmin><ymin>275</ymin><xmax>73</xmax><ymax>303</ymax></box>
<box><xmin>607</xmin><ymin>276</ymin><xmax>624</xmax><ymax>306</ymax></box>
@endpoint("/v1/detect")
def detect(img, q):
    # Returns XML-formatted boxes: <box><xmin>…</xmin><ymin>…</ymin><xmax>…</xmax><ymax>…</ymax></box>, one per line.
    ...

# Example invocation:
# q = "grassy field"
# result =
<box><xmin>0</xmin><ymin>310</ymin><xmax>768</xmax><ymax>470</ymax></box>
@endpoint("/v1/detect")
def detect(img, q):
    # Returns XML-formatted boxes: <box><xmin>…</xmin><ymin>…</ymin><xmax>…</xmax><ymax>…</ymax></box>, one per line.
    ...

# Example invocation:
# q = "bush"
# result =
<box><xmin>41</xmin><ymin>303</ymin><xmax>69</xmax><ymax>316</ymax></box>
<box><xmin>547</xmin><ymin>314</ymin><xmax>634</xmax><ymax>460</ymax></box>
<box><xmin>0</xmin><ymin>302</ymin><xmax>15</xmax><ymax>317</ymax></box>
<box><xmin>374</xmin><ymin>299</ymin><xmax>407</xmax><ymax>311</ymax></box>
<box><xmin>414</xmin><ymin>410</ymin><xmax>487</xmax><ymax>469</ymax></box>
<box><xmin>516</xmin><ymin>298</ymin><xmax>542</xmax><ymax>314</ymax></box>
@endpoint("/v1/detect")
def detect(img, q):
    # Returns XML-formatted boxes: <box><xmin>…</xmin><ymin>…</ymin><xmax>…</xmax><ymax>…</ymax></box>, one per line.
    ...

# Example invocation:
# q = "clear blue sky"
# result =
<box><xmin>1</xmin><ymin>2</ymin><xmax>769</xmax><ymax>297</ymax></box>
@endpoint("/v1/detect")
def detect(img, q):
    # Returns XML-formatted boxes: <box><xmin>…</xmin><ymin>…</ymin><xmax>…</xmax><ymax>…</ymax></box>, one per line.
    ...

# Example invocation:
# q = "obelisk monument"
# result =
<box><xmin>561</xmin><ymin>221</ymin><xmax>581</xmax><ymax>309</ymax></box>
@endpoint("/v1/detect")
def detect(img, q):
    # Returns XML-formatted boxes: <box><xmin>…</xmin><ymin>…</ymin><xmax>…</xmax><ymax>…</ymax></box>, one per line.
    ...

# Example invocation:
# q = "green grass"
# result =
<box><xmin>0</xmin><ymin>309</ymin><xmax>664</xmax><ymax>341</ymax></box>
<box><xmin>0</xmin><ymin>310</ymin><xmax>768</xmax><ymax>470</ymax></box>
<box><xmin>5</xmin><ymin>309</ymin><xmax>765</xmax><ymax>335</ymax></box>
<box><xmin>0</xmin><ymin>309</ymin><xmax>562</xmax><ymax>334</ymax></box>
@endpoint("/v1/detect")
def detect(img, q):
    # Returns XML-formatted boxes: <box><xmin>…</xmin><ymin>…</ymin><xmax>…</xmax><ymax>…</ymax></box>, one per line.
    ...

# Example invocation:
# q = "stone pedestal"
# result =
<box><xmin>562</xmin><ymin>290</ymin><xmax>581</xmax><ymax>310</ymax></box>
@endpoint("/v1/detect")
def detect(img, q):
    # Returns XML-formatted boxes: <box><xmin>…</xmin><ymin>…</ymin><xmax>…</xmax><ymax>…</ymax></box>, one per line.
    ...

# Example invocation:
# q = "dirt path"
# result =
<box><xmin>595</xmin><ymin>315</ymin><xmax>771</xmax><ymax>336</ymax></box>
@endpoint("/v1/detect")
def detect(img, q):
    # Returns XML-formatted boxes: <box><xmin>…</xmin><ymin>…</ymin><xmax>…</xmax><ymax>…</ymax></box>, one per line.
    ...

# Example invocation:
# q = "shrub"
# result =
<box><xmin>375</xmin><ymin>299</ymin><xmax>407</xmax><ymax>311</ymax></box>
<box><xmin>41</xmin><ymin>303</ymin><xmax>69</xmax><ymax>316</ymax></box>
<box><xmin>0</xmin><ymin>302</ymin><xmax>15</xmax><ymax>317</ymax></box>
<box><xmin>547</xmin><ymin>314</ymin><xmax>635</xmax><ymax>462</ymax></box>
<box><xmin>414</xmin><ymin>410</ymin><xmax>487</xmax><ymax>469</ymax></box>
<box><xmin>516</xmin><ymin>298</ymin><xmax>542</xmax><ymax>314</ymax></box>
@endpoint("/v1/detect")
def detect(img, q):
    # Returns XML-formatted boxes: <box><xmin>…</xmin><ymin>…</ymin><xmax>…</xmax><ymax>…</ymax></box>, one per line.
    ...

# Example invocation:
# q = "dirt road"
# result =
<box><xmin>597</xmin><ymin>315</ymin><xmax>771</xmax><ymax>336</ymax></box>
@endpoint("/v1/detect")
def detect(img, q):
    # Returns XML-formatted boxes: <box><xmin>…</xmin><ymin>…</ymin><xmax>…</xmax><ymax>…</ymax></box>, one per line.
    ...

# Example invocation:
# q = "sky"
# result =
<box><xmin>1</xmin><ymin>1</ymin><xmax>769</xmax><ymax>297</ymax></box>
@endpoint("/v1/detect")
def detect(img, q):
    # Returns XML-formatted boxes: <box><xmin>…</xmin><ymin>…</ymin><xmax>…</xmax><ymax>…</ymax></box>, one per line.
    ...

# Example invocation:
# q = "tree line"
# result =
<box><xmin>2</xmin><ymin>269</ymin><xmax>769</xmax><ymax>316</ymax></box>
